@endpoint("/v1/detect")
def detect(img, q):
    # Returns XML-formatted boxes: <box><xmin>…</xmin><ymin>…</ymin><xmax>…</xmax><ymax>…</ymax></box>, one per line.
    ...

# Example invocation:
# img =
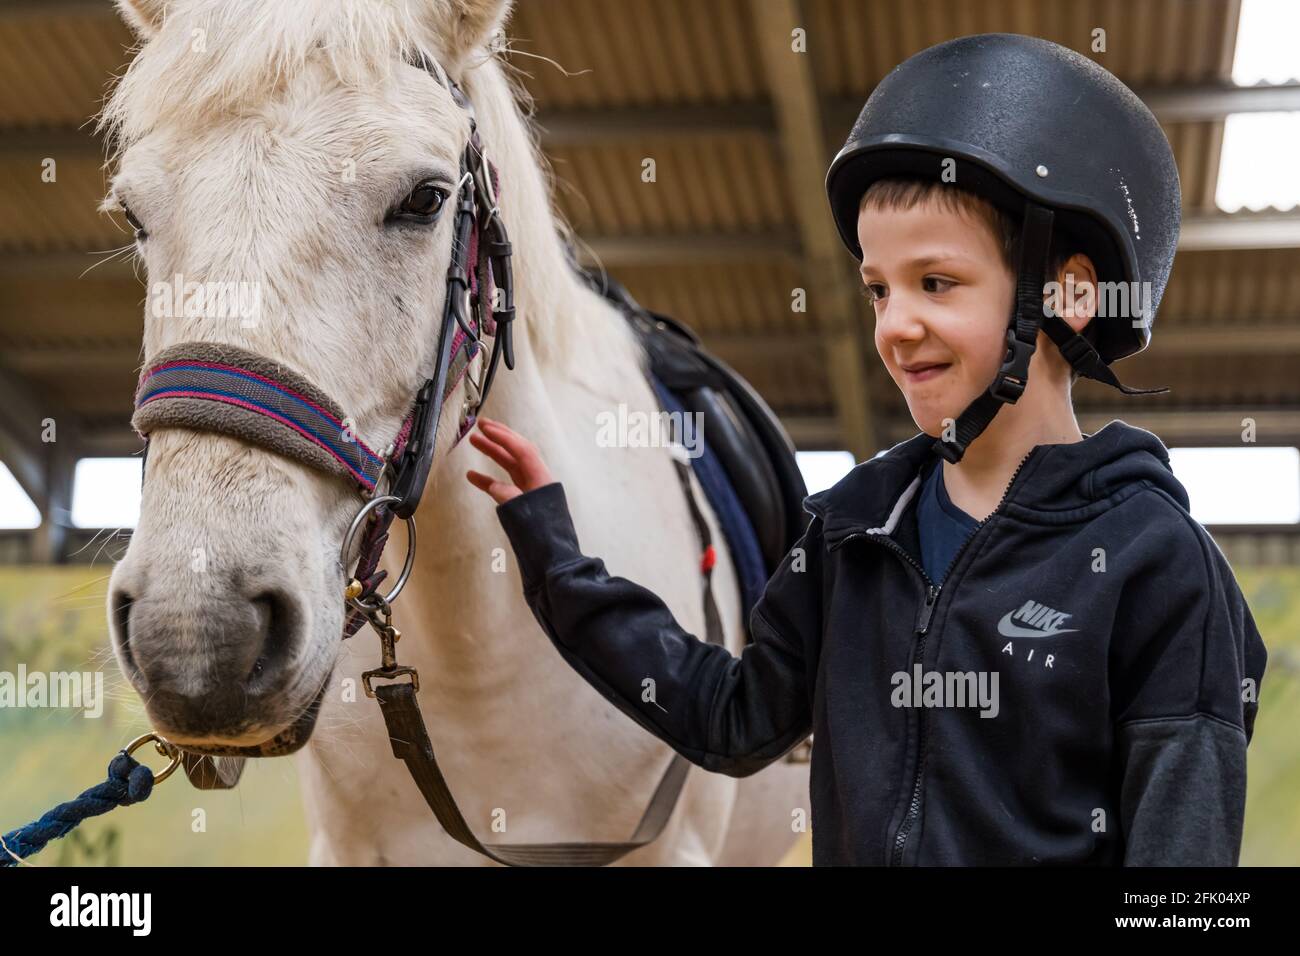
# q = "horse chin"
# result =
<box><xmin>165</xmin><ymin>666</ymin><xmax>334</xmax><ymax>758</ymax></box>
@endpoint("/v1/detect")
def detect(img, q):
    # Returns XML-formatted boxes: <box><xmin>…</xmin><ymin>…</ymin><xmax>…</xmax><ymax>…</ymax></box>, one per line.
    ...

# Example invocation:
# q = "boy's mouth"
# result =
<box><xmin>901</xmin><ymin>361</ymin><xmax>951</xmax><ymax>383</ymax></box>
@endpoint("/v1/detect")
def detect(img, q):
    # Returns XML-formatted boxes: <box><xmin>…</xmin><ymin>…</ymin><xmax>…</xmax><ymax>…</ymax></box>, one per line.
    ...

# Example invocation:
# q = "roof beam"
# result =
<box><xmin>4</xmin><ymin>209</ymin><xmax>1300</xmax><ymax>289</ymax></box>
<box><xmin>1137</xmin><ymin>81</ymin><xmax>1300</xmax><ymax>121</ymax></box>
<box><xmin>0</xmin><ymin>251</ymin><xmax>143</xmax><ymax>281</ymax></box>
<box><xmin>575</xmin><ymin>232</ymin><xmax>801</xmax><ymax>267</ymax></box>
<box><xmin>0</xmin><ymin>234</ymin><xmax>802</xmax><ymax>280</ymax></box>
<box><xmin>748</xmin><ymin>0</ymin><xmax>875</xmax><ymax>461</ymax></box>
<box><xmin>1076</xmin><ymin>409</ymin><xmax>1300</xmax><ymax>447</ymax></box>
<box><xmin>538</xmin><ymin>103</ymin><xmax>775</xmax><ymax>146</ymax></box>
<box><xmin>5</xmin><ymin>344</ymin><xmax>142</xmax><ymax>373</ymax></box>
<box><xmin>0</xmin><ymin>362</ymin><xmax>77</xmax><ymax>561</ymax></box>
<box><xmin>853</xmin><ymin>408</ymin><xmax>1300</xmax><ymax>450</ymax></box>
<box><xmin>0</xmin><ymin>0</ymin><xmax>113</xmax><ymax>19</ymax></box>
<box><xmin>8</xmin><ymin>79</ymin><xmax>1300</xmax><ymax>160</ymax></box>
<box><xmin>827</xmin><ymin>82</ymin><xmax>1300</xmax><ymax>134</ymax></box>
<box><xmin>0</xmin><ymin>363</ymin><xmax>49</xmax><ymax>501</ymax></box>
<box><xmin>50</xmin><ymin>405</ymin><xmax>1300</xmax><ymax>463</ymax></box>
<box><xmin>704</xmin><ymin>323</ymin><xmax>1300</xmax><ymax>365</ymax></box>
<box><xmin>1180</xmin><ymin>212</ymin><xmax>1300</xmax><ymax>251</ymax></box>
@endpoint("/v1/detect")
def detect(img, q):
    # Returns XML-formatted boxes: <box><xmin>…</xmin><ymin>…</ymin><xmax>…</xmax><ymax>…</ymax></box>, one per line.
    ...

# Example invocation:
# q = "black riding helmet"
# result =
<box><xmin>826</xmin><ymin>33</ymin><xmax>1179</xmax><ymax>462</ymax></box>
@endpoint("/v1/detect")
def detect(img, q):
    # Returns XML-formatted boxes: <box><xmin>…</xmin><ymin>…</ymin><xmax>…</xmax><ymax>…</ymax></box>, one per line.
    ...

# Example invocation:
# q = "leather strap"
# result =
<box><xmin>1040</xmin><ymin>311</ymin><xmax>1169</xmax><ymax>396</ymax></box>
<box><xmin>932</xmin><ymin>202</ymin><xmax>1170</xmax><ymax>464</ymax></box>
<box><xmin>134</xmin><ymin>342</ymin><xmax>394</xmax><ymax>493</ymax></box>
<box><xmin>934</xmin><ymin>203</ymin><xmax>1054</xmax><ymax>464</ymax></box>
<box><xmin>373</xmin><ymin>457</ymin><xmax>724</xmax><ymax>865</ymax></box>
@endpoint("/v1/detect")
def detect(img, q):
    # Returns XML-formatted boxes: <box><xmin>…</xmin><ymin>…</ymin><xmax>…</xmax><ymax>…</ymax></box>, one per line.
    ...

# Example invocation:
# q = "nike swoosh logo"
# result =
<box><xmin>997</xmin><ymin>611</ymin><xmax>1079</xmax><ymax>639</ymax></box>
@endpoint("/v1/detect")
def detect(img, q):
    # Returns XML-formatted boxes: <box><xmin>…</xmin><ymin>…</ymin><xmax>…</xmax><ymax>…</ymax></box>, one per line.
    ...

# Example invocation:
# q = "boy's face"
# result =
<box><xmin>857</xmin><ymin>200</ymin><xmax>1015</xmax><ymax>437</ymax></box>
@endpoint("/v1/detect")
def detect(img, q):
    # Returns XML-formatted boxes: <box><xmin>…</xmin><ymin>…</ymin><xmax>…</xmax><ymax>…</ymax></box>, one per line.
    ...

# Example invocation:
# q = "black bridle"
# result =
<box><xmin>387</xmin><ymin>55</ymin><xmax>515</xmax><ymax>519</ymax></box>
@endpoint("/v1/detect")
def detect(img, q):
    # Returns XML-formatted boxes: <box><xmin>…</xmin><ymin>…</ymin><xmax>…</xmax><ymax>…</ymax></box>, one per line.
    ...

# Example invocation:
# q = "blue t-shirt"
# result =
<box><xmin>916</xmin><ymin>462</ymin><xmax>979</xmax><ymax>584</ymax></box>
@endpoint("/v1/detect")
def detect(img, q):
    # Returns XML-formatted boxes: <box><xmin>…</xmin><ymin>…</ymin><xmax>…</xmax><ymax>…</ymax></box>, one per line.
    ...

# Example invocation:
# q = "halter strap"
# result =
<box><xmin>131</xmin><ymin>329</ymin><xmax>496</xmax><ymax>487</ymax></box>
<box><xmin>134</xmin><ymin>342</ymin><xmax>396</xmax><ymax>492</ymax></box>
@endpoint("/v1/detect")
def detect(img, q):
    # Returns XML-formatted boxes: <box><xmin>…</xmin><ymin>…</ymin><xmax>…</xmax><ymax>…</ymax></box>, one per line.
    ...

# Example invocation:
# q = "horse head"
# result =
<box><xmin>105</xmin><ymin>0</ymin><xmax>514</xmax><ymax>753</ymax></box>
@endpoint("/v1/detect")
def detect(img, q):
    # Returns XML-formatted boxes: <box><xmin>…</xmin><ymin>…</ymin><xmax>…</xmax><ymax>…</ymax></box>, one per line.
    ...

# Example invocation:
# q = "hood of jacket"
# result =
<box><xmin>804</xmin><ymin>419</ymin><xmax>1189</xmax><ymax>545</ymax></box>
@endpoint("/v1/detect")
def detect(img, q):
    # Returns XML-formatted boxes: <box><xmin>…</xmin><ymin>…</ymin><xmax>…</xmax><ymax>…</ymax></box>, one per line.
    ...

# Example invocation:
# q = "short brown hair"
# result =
<box><xmin>858</xmin><ymin>176</ymin><xmax>1096</xmax><ymax>384</ymax></box>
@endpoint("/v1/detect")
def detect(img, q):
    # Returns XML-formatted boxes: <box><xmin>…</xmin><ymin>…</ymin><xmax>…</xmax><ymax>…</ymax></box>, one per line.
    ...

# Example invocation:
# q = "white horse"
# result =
<box><xmin>103</xmin><ymin>0</ymin><xmax>807</xmax><ymax>865</ymax></box>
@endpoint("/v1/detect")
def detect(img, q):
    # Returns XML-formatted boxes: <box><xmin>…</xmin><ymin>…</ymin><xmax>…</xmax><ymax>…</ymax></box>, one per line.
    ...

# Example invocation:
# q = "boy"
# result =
<box><xmin>466</xmin><ymin>34</ymin><xmax>1267</xmax><ymax>865</ymax></box>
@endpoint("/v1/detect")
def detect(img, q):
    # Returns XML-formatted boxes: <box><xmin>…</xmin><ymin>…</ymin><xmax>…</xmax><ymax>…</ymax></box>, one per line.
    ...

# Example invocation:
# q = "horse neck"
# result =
<box><xmin>392</xmin><ymin>56</ymin><xmax>642</xmax><ymax>682</ymax></box>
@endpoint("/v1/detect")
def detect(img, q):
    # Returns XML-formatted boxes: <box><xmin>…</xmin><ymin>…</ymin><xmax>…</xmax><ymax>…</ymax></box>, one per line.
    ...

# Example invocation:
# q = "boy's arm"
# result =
<box><xmin>1113</xmin><ymin>523</ymin><xmax>1268</xmax><ymax>866</ymax></box>
<box><xmin>495</xmin><ymin>481</ymin><xmax>820</xmax><ymax>777</ymax></box>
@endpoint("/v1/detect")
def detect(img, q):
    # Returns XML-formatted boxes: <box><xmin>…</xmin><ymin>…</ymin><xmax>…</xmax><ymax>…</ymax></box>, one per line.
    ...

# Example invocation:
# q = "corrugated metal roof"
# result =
<box><xmin>805</xmin><ymin>0</ymin><xmax>1237</xmax><ymax>94</ymax></box>
<box><xmin>0</xmin><ymin>11</ymin><xmax>134</xmax><ymax>127</ymax></box>
<box><xmin>550</xmin><ymin>132</ymin><xmax>792</xmax><ymax>234</ymax></box>
<box><xmin>0</xmin><ymin>0</ymin><xmax>1294</xmax><ymax>456</ymax></box>
<box><xmin>511</xmin><ymin>0</ymin><xmax>765</xmax><ymax>107</ymax></box>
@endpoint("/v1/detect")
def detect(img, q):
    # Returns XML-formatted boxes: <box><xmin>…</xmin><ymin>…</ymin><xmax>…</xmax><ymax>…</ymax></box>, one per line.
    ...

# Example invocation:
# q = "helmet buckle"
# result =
<box><xmin>991</xmin><ymin>328</ymin><xmax>1035</xmax><ymax>403</ymax></box>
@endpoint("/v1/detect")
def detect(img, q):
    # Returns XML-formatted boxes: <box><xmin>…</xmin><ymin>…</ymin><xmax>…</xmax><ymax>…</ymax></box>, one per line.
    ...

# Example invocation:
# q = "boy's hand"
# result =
<box><xmin>465</xmin><ymin>416</ymin><xmax>555</xmax><ymax>505</ymax></box>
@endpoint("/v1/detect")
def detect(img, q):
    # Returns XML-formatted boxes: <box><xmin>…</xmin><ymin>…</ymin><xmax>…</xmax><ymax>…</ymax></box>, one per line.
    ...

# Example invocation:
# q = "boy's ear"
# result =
<box><xmin>1044</xmin><ymin>253</ymin><xmax>1097</xmax><ymax>334</ymax></box>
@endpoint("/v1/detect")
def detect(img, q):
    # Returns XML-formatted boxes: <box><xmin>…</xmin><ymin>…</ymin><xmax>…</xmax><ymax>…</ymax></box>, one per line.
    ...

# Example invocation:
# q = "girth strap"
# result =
<box><xmin>373</xmin><ymin>457</ymin><xmax>724</xmax><ymax>865</ymax></box>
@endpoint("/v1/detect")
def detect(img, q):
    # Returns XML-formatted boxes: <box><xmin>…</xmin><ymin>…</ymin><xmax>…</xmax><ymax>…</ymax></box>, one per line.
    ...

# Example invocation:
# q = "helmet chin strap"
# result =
<box><xmin>932</xmin><ymin>202</ymin><xmax>1169</xmax><ymax>464</ymax></box>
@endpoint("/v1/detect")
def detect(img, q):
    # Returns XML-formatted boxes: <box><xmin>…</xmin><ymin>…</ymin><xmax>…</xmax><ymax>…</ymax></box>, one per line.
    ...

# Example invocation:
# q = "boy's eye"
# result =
<box><xmin>923</xmin><ymin>276</ymin><xmax>955</xmax><ymax>294</ymax></box>
<box><xmin>861</xmin><ymin>282</ymin><xmax>887</xmax><ymax>302</ymax></box>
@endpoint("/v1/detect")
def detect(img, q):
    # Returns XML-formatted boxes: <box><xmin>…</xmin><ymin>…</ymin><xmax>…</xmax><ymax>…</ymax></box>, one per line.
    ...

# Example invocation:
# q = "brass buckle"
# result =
<box><xmin>362</xmin><ymin>665</ymin><xmax>420</xmax><ymax>699</ymax></box>
<box><xmin>359</xmin><ymin>601</ymin><xmax>420</xmax><ymax>698</ymax></box>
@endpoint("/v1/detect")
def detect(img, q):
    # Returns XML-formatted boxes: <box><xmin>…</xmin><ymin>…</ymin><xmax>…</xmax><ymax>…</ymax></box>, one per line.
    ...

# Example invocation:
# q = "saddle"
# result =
<box><xmin>582</xmin><ymin>270</ymin><xmax>810</xmax><ymax>635</ymax></box>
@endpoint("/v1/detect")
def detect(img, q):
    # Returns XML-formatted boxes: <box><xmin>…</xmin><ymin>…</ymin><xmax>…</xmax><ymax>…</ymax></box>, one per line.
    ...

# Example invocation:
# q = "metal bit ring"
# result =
<box><xmin>339</xmin><ymin>494</ymin><xmax>417</xmax><ymax>612</ymax></box>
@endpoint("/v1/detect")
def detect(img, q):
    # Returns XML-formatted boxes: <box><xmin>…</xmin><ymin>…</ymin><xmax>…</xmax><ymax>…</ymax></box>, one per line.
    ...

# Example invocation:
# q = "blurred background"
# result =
<box><xmin>0</xmin><ymin>0</ymin><xmax>1297</xmax><ymax>865</ymax></box>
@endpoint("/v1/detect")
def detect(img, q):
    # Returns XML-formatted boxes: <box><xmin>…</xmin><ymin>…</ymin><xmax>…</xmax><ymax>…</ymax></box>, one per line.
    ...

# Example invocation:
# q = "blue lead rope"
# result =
<box><xmin>1</xmin><ymin>752</ymin><xmax>155</xmax><ymax>867</ymax></box>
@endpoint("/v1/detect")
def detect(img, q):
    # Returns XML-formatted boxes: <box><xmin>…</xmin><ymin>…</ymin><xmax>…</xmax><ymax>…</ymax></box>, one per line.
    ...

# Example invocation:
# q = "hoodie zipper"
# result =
<box><xmin>827</xmin><ymin>448</ymin><xmax>1037</xmax><ymax>866</ymax></box>
<box><xmin>893</xmin><ymin>579</ymin><xmax>939</xmax><ymax>864</ymax></box>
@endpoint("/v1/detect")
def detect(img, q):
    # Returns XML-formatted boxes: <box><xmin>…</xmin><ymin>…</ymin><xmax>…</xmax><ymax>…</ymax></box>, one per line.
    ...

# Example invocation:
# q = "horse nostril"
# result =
<box><xmin>111</xmin><ymin>588</ymin><xmax>140</xmax><ymax>677</ymax></box>
<box><xmin>246</xmin><ymin>590</ymin><xmax>297</xmax><ymax>687</ymax></box>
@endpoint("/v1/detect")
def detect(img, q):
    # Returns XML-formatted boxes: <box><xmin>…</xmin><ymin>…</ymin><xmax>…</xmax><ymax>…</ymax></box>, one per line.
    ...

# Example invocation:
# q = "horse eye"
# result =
<box><xmin>398</xmin><ymin>180</ymin><xmax>447</xmax><ymax>219</ymax></box>
<box><xmin>121</xmin><ymin>203</ymin><xmax>147</xmax><ymax>239</ymax></box>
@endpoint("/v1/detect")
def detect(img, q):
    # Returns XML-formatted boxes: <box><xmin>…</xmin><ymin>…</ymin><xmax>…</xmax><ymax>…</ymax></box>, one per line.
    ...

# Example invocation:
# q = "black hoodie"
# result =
<box><xmin>495</xmin><ymin>420</ymin><xmax>1268</xmax><ymax>865</ymax></box>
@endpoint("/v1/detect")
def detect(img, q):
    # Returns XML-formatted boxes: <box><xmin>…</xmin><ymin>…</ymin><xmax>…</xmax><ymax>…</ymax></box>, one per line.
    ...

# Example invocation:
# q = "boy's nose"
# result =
<box><xmin>874</xmin><ymin>301</ymin><xmax>928</xmax><ymax>350</ymax></box>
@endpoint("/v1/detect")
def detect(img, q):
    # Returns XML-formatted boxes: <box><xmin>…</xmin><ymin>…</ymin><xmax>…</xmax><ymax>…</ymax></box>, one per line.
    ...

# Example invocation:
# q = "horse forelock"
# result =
<box><xmin>99</xmin><ymin>0</ymin><xmax>452</xmax><ymax>150</ymax></box>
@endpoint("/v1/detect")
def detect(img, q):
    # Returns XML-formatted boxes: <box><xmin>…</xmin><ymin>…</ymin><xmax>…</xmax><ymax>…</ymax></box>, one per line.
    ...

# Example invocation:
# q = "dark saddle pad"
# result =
<box><xmin>582</xmin><ymin>271</ymin><xmax>810</xmax><ymax>631</ymax></box>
